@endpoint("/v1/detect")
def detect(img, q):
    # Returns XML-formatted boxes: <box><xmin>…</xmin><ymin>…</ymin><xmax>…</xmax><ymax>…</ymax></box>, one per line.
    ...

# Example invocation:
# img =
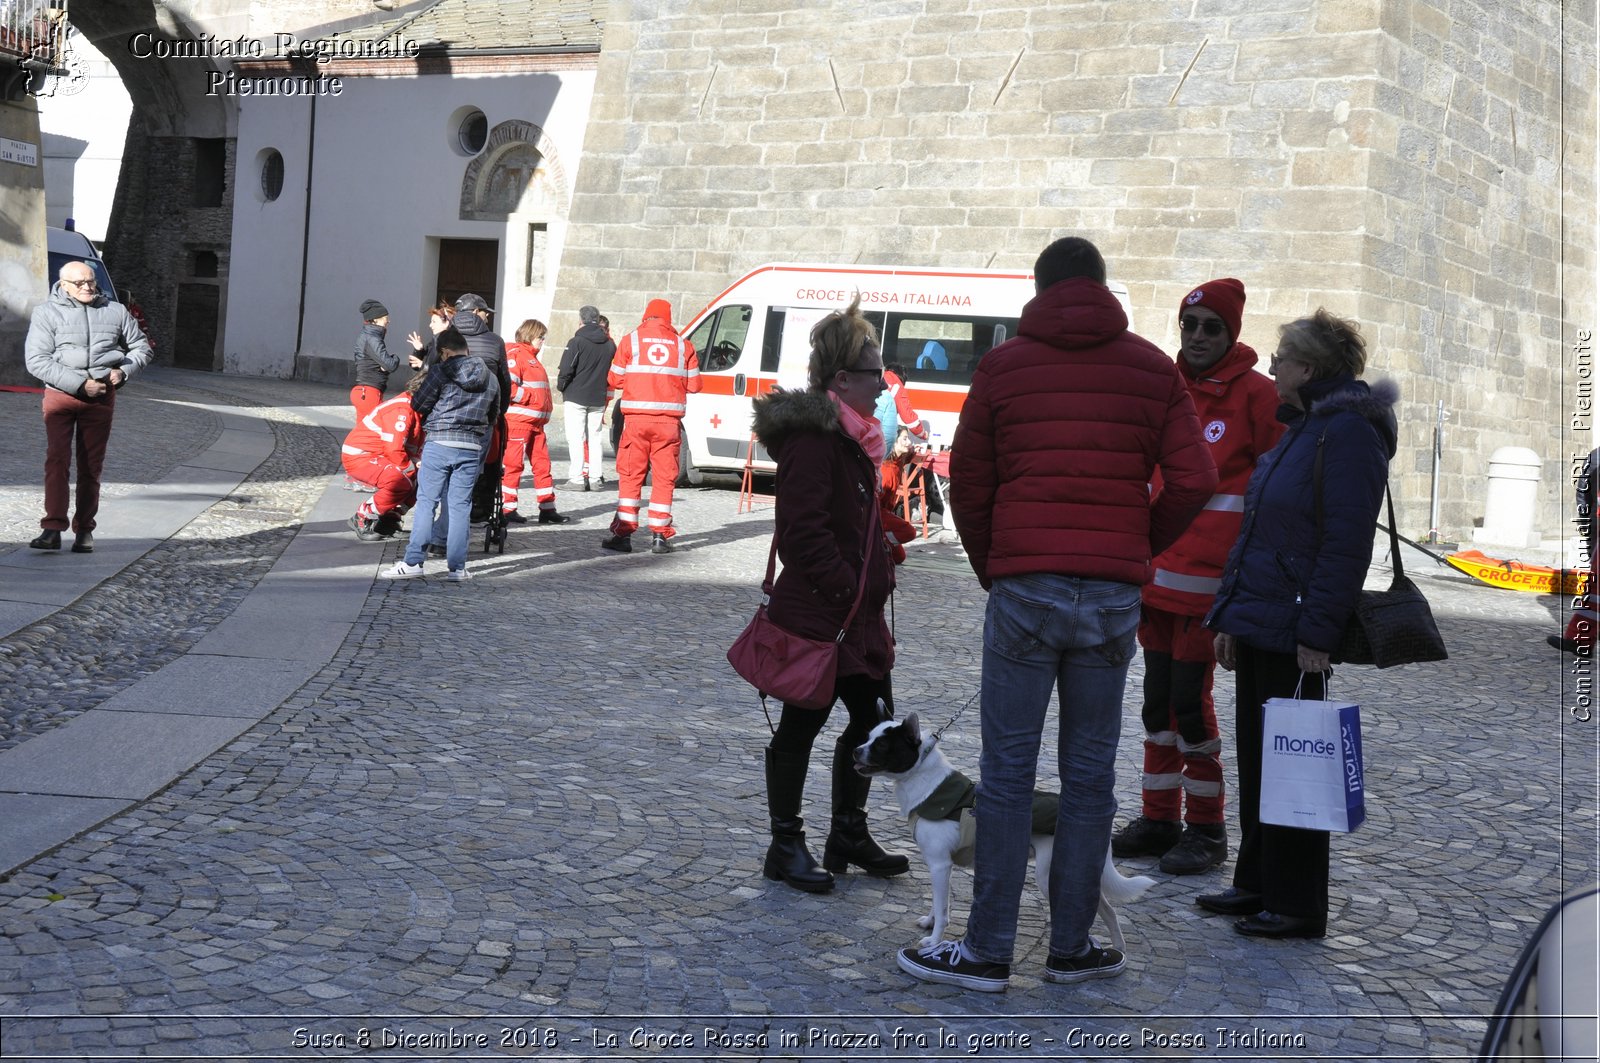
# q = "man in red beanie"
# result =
<box><xmin>1111</xmin><ymin>278</ymin><xmax>1284</xmax><ymax>875</ymax></box>
<box><xmin>602</xmin><ymin>299</ymin><xmax>701</xmax><ymax>554</ymax></box>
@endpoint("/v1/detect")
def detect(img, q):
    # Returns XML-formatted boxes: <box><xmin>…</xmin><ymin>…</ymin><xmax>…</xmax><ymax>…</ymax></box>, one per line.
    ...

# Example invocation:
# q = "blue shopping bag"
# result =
<box><xmin>1260</xmin><ymin>695</ymin><xmax>1365</xmax><ymax>833</ymax></box>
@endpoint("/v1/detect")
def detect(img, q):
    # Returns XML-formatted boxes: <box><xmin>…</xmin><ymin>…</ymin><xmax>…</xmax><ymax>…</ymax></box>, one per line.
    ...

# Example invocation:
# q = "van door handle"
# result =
<box><xmin>734</xmin><ymin>373</ymin><xmax>746</xmax><ymax>396</ymax></box>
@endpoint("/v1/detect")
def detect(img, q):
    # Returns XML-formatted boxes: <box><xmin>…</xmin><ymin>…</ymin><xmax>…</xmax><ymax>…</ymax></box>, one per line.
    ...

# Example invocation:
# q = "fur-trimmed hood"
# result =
<box><xmin>1300</xmin><ymin>375</ymin><xmax>1400</xmax><ymax>459</ymax></box>
<box><xmin>751</xmin><ymin>387</ymin><xmax>840</xmax><ymax>459</ymax></box>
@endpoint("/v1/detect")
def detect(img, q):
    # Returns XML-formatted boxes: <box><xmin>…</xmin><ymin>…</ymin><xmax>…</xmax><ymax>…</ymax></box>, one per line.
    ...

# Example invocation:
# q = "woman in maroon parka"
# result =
<box><xmin>749</xmin><ymin>296</ymin><xmax>909</xmax><ymax>893</ymax></box>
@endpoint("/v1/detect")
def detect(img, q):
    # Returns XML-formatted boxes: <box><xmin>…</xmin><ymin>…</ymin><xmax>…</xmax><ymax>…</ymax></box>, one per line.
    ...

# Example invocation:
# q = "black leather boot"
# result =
<box><xmin>822</xmin><ymin>736</ymin><xmax>909</xmax><ymax>876</ymax></box>
<box><xmin>763</xmin><ymin>747</ymin><xmax>833</xmax><ymax>893</ymax></box>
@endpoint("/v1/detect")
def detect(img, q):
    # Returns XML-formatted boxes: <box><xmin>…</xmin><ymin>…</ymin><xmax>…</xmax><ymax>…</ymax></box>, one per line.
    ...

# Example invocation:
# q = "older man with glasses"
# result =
<box><xmin>23</xmin><ymin>260</ymin><xmax>152</xmax><ymax>552</ymax></box>
<box><xmin>1110</xmin><ymin>278</ymin><xmax>1284</xmax><ymax>879</ymax></box>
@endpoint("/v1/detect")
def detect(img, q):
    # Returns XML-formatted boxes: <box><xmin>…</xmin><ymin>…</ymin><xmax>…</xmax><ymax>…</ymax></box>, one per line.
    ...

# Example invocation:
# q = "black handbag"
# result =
<box><xmin>1315</xmin><ymin>436</ymin><xmax>1448</xmax><ymax>668</ymax></box>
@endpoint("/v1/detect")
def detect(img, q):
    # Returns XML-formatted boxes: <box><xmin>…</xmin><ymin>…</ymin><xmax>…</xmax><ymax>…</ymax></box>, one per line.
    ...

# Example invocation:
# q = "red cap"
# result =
<box><xmin>1180</xmin><ymin>279</ymin><xmax>1246</xmax><ymax>343</ymax></box>
<box><xmin>644</xmin><ymin>298</ymin><xmax>673</xmax><ymax>324</ymax></box>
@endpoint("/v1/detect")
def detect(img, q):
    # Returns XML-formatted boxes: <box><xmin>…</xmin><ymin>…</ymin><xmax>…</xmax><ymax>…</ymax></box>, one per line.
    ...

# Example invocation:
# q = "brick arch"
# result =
<box><xmin>459</xmin><ymin>119</ymin><xmax>569</xmax><ymax>222</ymax></box>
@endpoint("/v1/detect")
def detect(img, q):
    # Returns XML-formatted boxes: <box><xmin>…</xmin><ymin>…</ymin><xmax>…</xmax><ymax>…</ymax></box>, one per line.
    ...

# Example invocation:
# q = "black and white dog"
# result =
<box><xmin>854</xmin><ymin>712</ymin><xmax>1155</xmax><ymax>948</ymax></box>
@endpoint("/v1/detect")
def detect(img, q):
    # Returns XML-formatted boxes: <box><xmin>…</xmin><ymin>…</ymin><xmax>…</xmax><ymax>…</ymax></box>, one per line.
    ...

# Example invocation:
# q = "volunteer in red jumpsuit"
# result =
<box><xmin>342</xmin><ymin>372</ymin><xmax>425</xmax><ymax>540</ymax></box>
<box><xmin>1111</xmin><ymin>279</ymin><xmax>1284</xmax><ymax>874</ymax></box>
<box><xmin>501</xmin><ymin>319</ymin><xmax>569</xmax><ymax>525</ymax></box>
<box><xmin>601</xmin><ymin>299</ymin><xmax>700</xmax><ymax>555</ymax></box>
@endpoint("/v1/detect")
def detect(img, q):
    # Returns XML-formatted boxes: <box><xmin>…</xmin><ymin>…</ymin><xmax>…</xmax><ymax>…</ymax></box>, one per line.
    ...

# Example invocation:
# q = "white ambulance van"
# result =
<box><xmin>678</xmin><ymin>262</ymin><xmax>1131</xmax><ymax>476</ymax></box>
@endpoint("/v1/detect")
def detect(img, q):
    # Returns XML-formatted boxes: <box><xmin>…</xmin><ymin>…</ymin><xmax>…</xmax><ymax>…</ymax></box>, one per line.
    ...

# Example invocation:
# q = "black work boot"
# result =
<box><xmin>1110</xmin><ymin>816</ymin><xmax>1182</xmax><ymax>858</ymax></box>
<box><xmin>762</xmin><ymin>747</ymin><xmax>833</xmax><ymax>893</ymax></box>
<box><xmin>600</xmin><ymin>533</ymin><xmax>632</xmax><ymax>553</ymax></box>
<box><xmin>1159</xmin><ymin>822</ymin><xmax>1228</xmax><ymax>875</ymax></box>
<box><xmin>822</xmin><ymin>737</ymin><xmax>909</xmax><ymax>876</ymax></box>
<box><xmin>29</xmin><ymin>529</ymin><xmax>61</xmax><ymax>550</ymax></box>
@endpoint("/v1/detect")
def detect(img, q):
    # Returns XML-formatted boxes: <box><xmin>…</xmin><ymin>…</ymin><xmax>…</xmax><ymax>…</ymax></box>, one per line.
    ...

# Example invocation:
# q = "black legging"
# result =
<box><xmin>770</xmin><ymin>672</ymin><xmax>894</xmax><ymax>758</ymax></box>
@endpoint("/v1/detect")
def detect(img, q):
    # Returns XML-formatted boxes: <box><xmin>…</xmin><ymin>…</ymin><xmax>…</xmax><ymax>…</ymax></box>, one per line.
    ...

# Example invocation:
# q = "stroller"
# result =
<box><xmin>473</xmin><ymin>419</ymin><xmax>508</xmax><ymax>554</ymax></box>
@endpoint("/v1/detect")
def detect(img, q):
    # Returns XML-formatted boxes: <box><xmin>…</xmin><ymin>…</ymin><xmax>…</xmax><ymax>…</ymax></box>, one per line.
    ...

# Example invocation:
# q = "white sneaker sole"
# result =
<box><xmin>1043</xmin><ymin>958</ymin><xmax>1126</xmax><ymax>983</ymax></box>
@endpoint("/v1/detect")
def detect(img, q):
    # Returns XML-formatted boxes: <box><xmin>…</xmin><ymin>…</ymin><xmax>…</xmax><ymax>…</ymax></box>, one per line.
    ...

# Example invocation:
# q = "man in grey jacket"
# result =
<box><xmin>24</xmin><ymin>260</ymin><xmax>152</xmax><ymax>553</ymax></box>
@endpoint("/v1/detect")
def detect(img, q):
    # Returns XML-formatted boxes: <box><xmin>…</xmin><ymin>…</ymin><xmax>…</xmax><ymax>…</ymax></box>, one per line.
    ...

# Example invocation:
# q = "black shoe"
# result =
<box><xmin>1234</xmin><ymin>911</ymin><xmax>1325</xmax><ymax>939</ymax></box>
<box><xmin>1159</xmin><ymin>823</ymin><xmax>1227</xmax><ymax>875</ymax></box>
<box><xmin>762</xmin><ymin>829</ymin><xmax>834</xmax><ymax>893</ymax></box>
<box><xmin>537</xmin><ymin>510</ymin><xmax>571</xmax><ymax>525</ymax></box>
<box><xmin>1549</xmin><ymin>634</ymin><xmax>1582</xmax><ymax>654</ymax></box>
<box><xmin>503</xmin><ymin>510</ymin><xmax>529</xmax><ymax>524</ymax></box>
<box><xmin>601</xmin><ymin>534</ymin><xmax>632</xmax><ymax>553</ymax></box>
<box><xmin>1044</xmin><ymin>942</ymin><xmax>1126</xmax><ymax>983</ymax></box>
<box><xmin>651</xmin><ymin>534</ymin><xmax>674</xmax><ymax>554</ymax></box>
<box><xmin>426</xmin><ymin>543</ymin><xmax>447</xmax><ymax>559</ymax></box>
<box><xmin>1111</xmin><ymin>816</ymin><xmax>1182</xmax><ymax>858</ymax></box>
<box><xmin>1196</xmin><ymin>886</ymin><xmax>1263</xmax><ymax>916</ymax></box>
<box><xmin>583</xmin><ymin>477</ymin><xmax>593</xmax><ymax>492</ymax></box>
<box><xmin>29</xmin><ymin>530</ymin><xmax>61</xmax><ymax>551</ymax></box>
<box><xmin>372</xmin><ymin>513</ymin><xmax>402</xmax><ymax>538</ymax></box>
<box><xmin>897</xmin><ymin>940</ymin><xmax>1009</xmax><ymax>993</ymax></box>
<box><xmin>70</xmin><ymin>531</ymin><xmax>94</xmax><ymax>553</ymax></box>
<box><xmin>823</xmin><ymin>815</ymin><xmax>910</xmax><ymax>877</ymax></box>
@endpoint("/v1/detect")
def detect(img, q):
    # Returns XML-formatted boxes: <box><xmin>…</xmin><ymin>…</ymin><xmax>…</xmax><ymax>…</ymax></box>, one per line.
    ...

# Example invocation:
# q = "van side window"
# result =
<box><xmin>685</xmin><ymin>304</ymin><xmax>753</xmax><ymax>373</ymax></box>
<box><xmin>884</xmin><ymin>312</ymin><xmax>1018</xmax><ymax>386</ymax></box>
<box><xmin>761</xmin><ymin>308</ymin><xmax>785</xmax><ymax>373</ymax></box>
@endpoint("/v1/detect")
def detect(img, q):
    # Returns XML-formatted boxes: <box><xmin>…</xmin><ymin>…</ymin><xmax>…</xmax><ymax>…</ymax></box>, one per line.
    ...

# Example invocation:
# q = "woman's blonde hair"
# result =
<box><xmin>516</xmin><ymin>319</ymin><xmax>548</xmax><ymax>345</ymax></box>
<box><xmin>1278</xmin><ymin>307</ymin><xmax>1367</xmax><ymax>380</ymax></box>
<box><xmin>807</xmin><ymin>294</ymin><xmax>880</xmax><ymax>391</ymax></box>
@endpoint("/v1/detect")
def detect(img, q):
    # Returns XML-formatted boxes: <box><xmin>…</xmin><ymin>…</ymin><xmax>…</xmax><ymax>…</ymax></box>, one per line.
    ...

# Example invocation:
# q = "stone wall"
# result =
<box><xmin>0</xmin><ymin>92</ymin><xmax>46</xmax><ymax>388</ymax></box>
<box><xmin>555</xmin><ymin>0</ymin><xmax>1597</xmax><ymax>542</ymax></box>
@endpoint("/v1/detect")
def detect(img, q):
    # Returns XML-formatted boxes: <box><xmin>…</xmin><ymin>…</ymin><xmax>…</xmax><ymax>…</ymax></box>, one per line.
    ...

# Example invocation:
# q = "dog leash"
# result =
<box><xmin>931</xmin><ymin>687</ymin><xmax>979</xmax><ymax>743</ymax></box>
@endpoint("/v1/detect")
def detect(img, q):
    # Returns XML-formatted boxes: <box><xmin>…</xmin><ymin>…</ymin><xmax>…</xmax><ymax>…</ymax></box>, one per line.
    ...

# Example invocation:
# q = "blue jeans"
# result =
<box><xmin>404</xmin><ymin>442</ymin><xmax>482</xmax><ymax>571</ymax></box>
<box><xmin>965</xmin><ymin>573</ymin><xmax>1141</xmax><ymax>963</ymax></box>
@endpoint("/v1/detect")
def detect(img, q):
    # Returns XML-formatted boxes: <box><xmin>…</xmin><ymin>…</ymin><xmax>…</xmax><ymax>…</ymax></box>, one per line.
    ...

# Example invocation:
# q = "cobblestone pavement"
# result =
<box><xmin>0</xmin><ymin>370</ymin><xmax>1594</xmax><ymax>1061</ymax></box>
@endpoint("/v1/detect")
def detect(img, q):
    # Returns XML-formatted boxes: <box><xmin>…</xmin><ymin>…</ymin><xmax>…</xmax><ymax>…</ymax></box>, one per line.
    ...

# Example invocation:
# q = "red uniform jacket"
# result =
<box><xmin>506</xmin><ymin>342</ymin><xmax>553</xmax><ymax>425</ymax></box>
<box><xmin>342</xmin><ymin>393</ymin><xmax>422</xmax><ymax>470</ymax></box>
<box><xmin>949</xmin><ymin>278</ymin><xmax>1217</xmax><ymax>589</ymax></box>
<box><xmin>609</xmin><ymin>318</ymin><xmax>701</xmax><ymax>418</ymax></box>
<box><xmin>1144</xmin><ymin>342</ymin><xmax>1284</xmax><ymax>616</ymax></box>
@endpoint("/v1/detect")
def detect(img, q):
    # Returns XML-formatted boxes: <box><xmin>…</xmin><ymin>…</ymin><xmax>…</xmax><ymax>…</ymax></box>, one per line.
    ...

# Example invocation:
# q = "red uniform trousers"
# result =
<box><xmin>41</xmin><ymin>387</ymin><xmax>116</xmax><ymax>534</ymax></box>
<box><xmin>340</xmin><ymin>453</ymin><xmax>417</xmax><ymax>519</ymax></box>
<box><xmin>501</xmin><ymin>417</ymin><xmax>556</xmax><ymax>514</ymax></box>
<box><xmin>350</xmin><ymin>385</ymin><xmax>383</xmax><ymax>423</ymax></box>
<box><xmin>1136</xmin><ymin>605</ymin><xmax>1224</xmax><ymax>825</ymax></box>
<box><xmin>611</xmin><ymin>414</ymin><xmax>681</xmax><ymax>539</ymax></box>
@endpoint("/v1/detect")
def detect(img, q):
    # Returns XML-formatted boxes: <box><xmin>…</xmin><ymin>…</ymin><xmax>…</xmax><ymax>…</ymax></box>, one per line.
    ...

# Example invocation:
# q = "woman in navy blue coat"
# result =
<box><xmin>1199</xmin><ymin>309</ymin><xmax>1397</xmax><ymax>938</ymax></box>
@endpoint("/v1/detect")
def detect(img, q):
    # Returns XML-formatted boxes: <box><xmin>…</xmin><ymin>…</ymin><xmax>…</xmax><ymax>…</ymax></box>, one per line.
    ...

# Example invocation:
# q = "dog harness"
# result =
<box><xmin>909</xmin><ymin>771</ymin><xmax>1062</xmax><ymax>866</ymax></box>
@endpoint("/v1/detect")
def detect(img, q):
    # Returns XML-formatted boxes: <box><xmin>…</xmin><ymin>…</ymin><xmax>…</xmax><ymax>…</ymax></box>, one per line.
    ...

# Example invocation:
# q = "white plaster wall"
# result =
<box><xmin>224</xmin><ymin>67</ymin><xmax>595</xmax><ymax>377</ymax></box>
<box><xmin>38</xmin><ymin>32</ymin><xmax>133</xmax><ymax>243</ymax></box>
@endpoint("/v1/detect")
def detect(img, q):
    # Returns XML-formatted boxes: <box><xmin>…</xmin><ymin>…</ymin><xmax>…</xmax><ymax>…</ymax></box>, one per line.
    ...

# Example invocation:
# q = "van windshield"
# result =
<box><xmin>883</xmin><ymin>311</ymin><xmax>1017</xmax><ymax>387</ymax></box>
<box><xmin>46</xmin><ymin>253</ymin><xmax>117</xmax><ymax>303</ymax></box>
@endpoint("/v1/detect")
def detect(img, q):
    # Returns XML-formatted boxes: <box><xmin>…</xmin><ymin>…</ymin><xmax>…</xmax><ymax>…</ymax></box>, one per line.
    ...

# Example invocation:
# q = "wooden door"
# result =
<box><xmin>436</xmin><ymin>239</ymin><xmax>499</xmax><ymax>309</ymax></box>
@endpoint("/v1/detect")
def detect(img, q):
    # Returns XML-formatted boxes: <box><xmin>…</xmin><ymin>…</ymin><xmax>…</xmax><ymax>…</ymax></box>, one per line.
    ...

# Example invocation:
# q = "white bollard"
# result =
<box><xmin>1471</xmin><ymin>446</ymin><xmax>1542</xmax><ymax>550</ymax></box>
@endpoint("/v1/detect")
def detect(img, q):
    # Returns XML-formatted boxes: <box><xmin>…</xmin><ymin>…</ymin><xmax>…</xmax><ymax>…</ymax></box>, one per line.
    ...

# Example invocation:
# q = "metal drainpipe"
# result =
<box><xmin>293</xmin><ymin>91</ymin><xmax>317</xmax><ymax>362</ymax></box>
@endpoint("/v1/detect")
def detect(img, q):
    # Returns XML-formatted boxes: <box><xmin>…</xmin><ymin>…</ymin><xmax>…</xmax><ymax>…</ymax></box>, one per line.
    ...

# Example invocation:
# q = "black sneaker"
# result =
<box><xmin>503</xmin><ymin>510</ymin><xmax>528</xmax><ymax>524</ymax></box>
<box><xmin>651</xmin><ymin>534</ymin><xmax>673</xmax><ymax>554</ymax></box>
<box><xmin>426</xmin><ymin>543</ymin><xmax>447</xmax><ymax>559</ymax></box>
<box><xmin>538</xmin><ymin>510</ymin><xmax>571</xmax><ymax>525</ymax></box>
<box><xmin>1110</xmin><ymin>816</ymin><xmax>1181</xmax><ymax>858</ymax></box>
<box><xmin>1159</xmin><ymin>823</ymin><xmax>1227</xmax><ymax>875</ymax></box>
<box><xmin>1044</xmin><ymin>942</ymin><xmax>1126</xmax><ymax>984</ymax></box>
<box><xmin>896</xmin><ymin>940</ymin><xmax>1009</xmax><ymax>993</ymax></box>
<box><xmin>600</xmin><ymin>534</ymin><xmax>632</xmax><ymax>553</ymax></box>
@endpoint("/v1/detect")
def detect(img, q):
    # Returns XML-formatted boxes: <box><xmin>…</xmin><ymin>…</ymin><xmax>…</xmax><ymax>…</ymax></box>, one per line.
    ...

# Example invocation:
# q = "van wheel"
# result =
<box><xmin>676</xmin><ymin>426</ymin><xmax>703</xmax><ymax>487</ymax></box>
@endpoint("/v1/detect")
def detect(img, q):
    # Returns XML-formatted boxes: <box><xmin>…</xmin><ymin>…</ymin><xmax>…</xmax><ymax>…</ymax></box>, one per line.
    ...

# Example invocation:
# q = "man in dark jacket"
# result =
<box><xmin>25</xmin><ymin>260</ymin><xmax>152</xmax><ymax>552</ymax></box>
<box><xmin>557</xmin><ymin>304</ymin><xmax>617</xmax><ymax>488</ymax></box>
<box><xmin>898</xmin><ymin>237</ymin><xmax>1217</xmax><ymax>993</ymax></box>
<box><xmin>451</xmin><ymin>293</ymin><xmax>511</xmax><ymax>420</ymax></box>
<box><xmin>351</xmin><ymin>299</ymin><xmax>399</xmax><ymax>422</ymax></box>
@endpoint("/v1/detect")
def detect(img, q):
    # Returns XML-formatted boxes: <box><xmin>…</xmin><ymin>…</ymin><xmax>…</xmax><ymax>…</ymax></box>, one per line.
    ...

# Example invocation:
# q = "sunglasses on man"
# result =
<box><xmin>1179</xmin><ymin>315</ymin><xmax>1226</xmax><ymax>338</ymax></box>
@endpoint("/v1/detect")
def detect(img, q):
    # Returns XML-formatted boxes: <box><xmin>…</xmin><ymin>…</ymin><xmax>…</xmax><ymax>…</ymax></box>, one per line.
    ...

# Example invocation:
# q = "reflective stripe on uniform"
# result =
<box><xmin>1203</xmin><ymin>493</ymin><xmax>1245</xmax><ymax>512</ymax></box>
<box><xmin>621</xmin><ymin>400</ymin><xmax>687</xmax><ymax>413</ymax></box>
<box><xmin>1181</xmin><ymin>777</ymin><xmax>1223</xmax><ymax>798</ymax></box>
<box><xmin>1151</xmin><ymin>569</ymin><xmax>1223</xmax><ymax>596</ymax></box>
<box><xmin>1143</xmin><ymin>771</ymin><xmax>1182</xmax><ymax>791</ymax></box>
<box><xmin>341</xmin><ymin>444</ymin><xmax>369</xmax><ymax>456</ymax></box>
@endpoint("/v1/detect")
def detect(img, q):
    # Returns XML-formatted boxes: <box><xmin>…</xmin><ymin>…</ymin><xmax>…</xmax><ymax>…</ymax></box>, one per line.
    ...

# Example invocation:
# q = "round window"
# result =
<box><xmin>260</xmin><ymin>149</ymin><xmax>284</xmax><ymax>201</ymax></box>
<box><xmin>458</xmin><ymin>110</ymin><xmax>488</xmax><ymax>155</ymax></box>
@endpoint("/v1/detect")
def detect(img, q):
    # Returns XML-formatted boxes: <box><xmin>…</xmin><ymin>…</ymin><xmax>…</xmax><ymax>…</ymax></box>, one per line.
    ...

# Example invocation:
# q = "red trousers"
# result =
<box><xmin>1136</xmin><ymin>605</ymin><xmax>1224</xmax><ymax>825</ymax></box>
<box><xmin>501</xmin><ymin>417</ymin><xmax>556</xmax><ymax>513</ymax></box>
<box><xmin>340</xmin><ymin>453</ymin><xmax>417</xmax><ymax>518</ymax></box>
<box><xmin>350</xmin><ymin>385</ymin><xmax>383</xmax><ymax>423</ymax></box>
<box><xmin>41</xmin><ymin>387</ymin><xmax>116</xmax><ymax>533</ymax></box>
<box><xmin>611</xmin><ymin>414</ymin><xmax>680</xmax><ymax>539</ymax></box>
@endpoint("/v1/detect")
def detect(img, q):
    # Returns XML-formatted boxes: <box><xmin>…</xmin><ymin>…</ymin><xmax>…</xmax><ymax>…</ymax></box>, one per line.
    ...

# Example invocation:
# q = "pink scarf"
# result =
<box><xmin>831</xmin><ymin>391</ymin><xmax>886</xmax><ymax>463</ymax></box>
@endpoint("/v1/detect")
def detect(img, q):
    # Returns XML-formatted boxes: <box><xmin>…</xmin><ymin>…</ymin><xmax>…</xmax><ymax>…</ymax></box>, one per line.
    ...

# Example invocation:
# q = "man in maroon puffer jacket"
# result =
<box><xmin>898</xmin><ymin>237</ymin><xmax>1217</xmax><ymax>994</ymax></box>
